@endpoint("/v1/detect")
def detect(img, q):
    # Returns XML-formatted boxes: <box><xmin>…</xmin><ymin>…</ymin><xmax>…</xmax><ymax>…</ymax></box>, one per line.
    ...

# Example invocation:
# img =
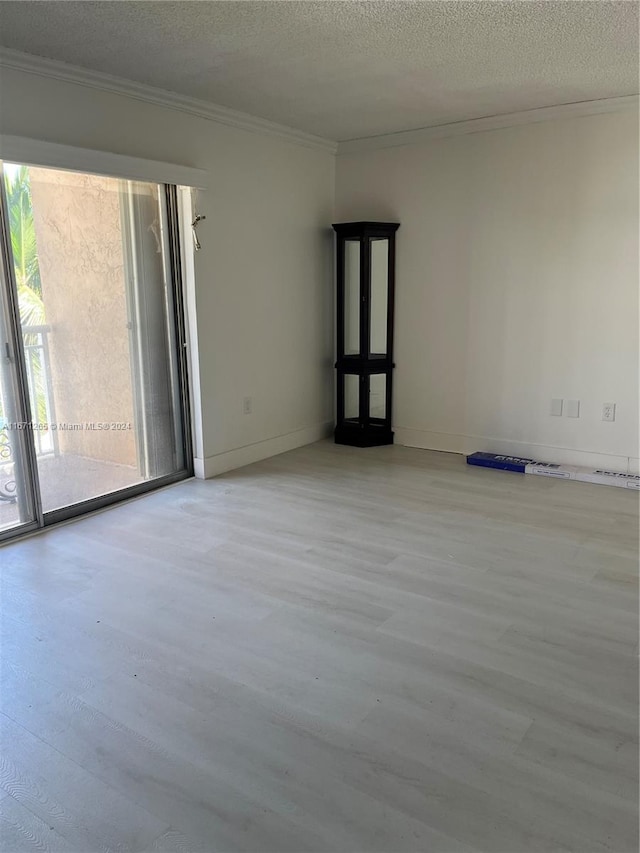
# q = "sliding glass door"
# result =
<box><xmin>0</xmin><ymin>161</ymin><xmax>191</xmax><ymax>537</ymax></box>
<box><xmin>0</xmin><ymin>186</ymin><xmax>39</xmax><ymax>537</ymax></box>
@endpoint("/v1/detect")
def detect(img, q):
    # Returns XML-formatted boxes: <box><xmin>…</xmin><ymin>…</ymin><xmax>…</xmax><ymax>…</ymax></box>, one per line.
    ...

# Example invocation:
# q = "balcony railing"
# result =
<box><xmin>23</xmin><ymin>324</ymin><xmax>57</xmax><ymax>458</ymax></box>
<box><xmin>0</xmin><ymin>325</ymin><xmax>57</xmax><ymax>502</ymax></box>
<box><xmin>0</xmin><ymin>423</ymin><xmax>16</xmax><ymax>503</ymax></box>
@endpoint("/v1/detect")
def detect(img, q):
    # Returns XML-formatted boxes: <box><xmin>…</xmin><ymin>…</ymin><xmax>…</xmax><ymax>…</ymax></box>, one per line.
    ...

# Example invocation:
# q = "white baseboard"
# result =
<box><xmin>395</xmin><ymin>428</ymin><xmax>464</xmax><ymax>456</ymax></box>
<box><xmin>194</xmin><ymin>421</ymin><xmax>333</xmax><ymax>479</ymax></box>
<box><xmin>394</xmin><ymin>427</ymin><xmax>636</xmax><ymax>474</ymax></box>
<box><xmin>192</xmin><ymin>456</ymin><xmax>207</xmax><ymax>479</ymax></box>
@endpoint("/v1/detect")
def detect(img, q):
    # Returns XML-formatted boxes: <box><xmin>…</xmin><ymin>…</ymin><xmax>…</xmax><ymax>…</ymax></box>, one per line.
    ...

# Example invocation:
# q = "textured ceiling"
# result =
<box><xmin>0</xmin><ymin>1</ymin><xmax>637</xmax><ymax>141</ymax></box>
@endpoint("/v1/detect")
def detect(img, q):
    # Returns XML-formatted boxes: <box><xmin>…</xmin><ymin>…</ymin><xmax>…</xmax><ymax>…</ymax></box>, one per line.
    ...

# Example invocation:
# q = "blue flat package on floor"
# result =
<box><xmin>466</xmin><ymin>452</ymin><xmax>535</xmax><ymax>473</ymax></box>
<box><xmin>467</xmin><ymin>452</ymin><xmax>640</xmax><ymax>489</ymax></box>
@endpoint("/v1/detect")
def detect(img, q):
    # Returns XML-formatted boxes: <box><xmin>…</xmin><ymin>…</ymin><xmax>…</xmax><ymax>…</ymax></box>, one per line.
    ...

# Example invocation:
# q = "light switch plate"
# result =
<box><xmin>566</xmin><ymin>399</ymin><xmax>580</xmax><ymax>418</ymax></box>
<box><xmin>550</xmin><ymin>398</ymin><xmax>563</xmax><ymax>416</ymax></box>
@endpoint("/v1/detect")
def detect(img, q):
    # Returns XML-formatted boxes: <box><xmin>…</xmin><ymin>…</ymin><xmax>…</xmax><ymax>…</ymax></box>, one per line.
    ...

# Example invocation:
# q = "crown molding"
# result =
<box><xmin>338</xmin><ymin>95</ymin><xmax>639</xmax><ymax>154</ymax></box>
<box><xmin>2</xmin><ymin>48</ymin><xmax>635</xmax><ymax>158</ymax></box>
<box><xmin>0</xmin><ymin>48</ymin><xmax>338</xmax><ymax>154</ymax></box>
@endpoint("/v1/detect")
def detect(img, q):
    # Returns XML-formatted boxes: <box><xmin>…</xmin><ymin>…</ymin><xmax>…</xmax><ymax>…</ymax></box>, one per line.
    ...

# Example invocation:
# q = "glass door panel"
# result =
<box><xmin>343</xmin><ymin>240</ymin><xmax>360</xmax><ymax>355</ymax></box>
<box><xmin>369</xmin><ymin>373</ymin><xmax>387</xmax><ymax>421</ymax></box>
<box><xmin>3</xmin><ymin>163</ymin><xmax>187</xmax><ymax>517</ymax></box>
<box><xmin>344</xmin><ymin>373</ymin><xmax>359</xmax><ymax>421</ymax></box>
<box><xmin>0</xmin><ymin>337</ymin><xmax>33</xmax><ymax>534</ymax></box>
<box><xmin>0</xmin><ymin>176</ymin><xmax>37</xmax><ymax>535</ymax></box>
<box><xmin>370</xmin><ymin>238</ymin><xmax>389</xmax><ymax>356</ymax></box>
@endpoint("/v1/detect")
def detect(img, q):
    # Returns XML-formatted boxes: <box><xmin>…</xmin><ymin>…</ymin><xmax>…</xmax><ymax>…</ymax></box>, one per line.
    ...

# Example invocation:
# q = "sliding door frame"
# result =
<box><xmin>0</xmin><ymin>169</ymin><xmax>194</xmax><ymax>538</ymax></box>
<box><xmin>0</xmin><ymin>161</ymin><xmax>43</xmax><ymax>541</ymax></box>
<box><xmin>164</xmin><ymin>185</ymin><xmax>194</xmax><ymax>481</ymax></box>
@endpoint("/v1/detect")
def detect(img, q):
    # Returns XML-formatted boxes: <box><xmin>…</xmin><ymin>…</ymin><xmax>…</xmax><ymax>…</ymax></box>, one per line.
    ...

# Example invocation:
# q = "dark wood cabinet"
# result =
<box><xmin>332</xmin><ymin>221</ymin><xmax>399</xmax><ymax>447</ymax></box>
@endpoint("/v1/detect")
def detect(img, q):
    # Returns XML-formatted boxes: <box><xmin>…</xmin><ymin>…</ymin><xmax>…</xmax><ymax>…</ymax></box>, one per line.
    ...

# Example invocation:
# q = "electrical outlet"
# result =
<box><xmin>602</xmin><ymin>403</ymin><xmax>616</xmax><ymax>422</ymax></box>
<box><xmin>566</xmin><ymin>399</ymin><xmax>580</xmax><ymax>418</ymax></box>
<box><xmin>550</xmin><ymin>398</ymin><xmax>563</xmax><ymax>417</ymax></box>
<box><xmin>242</xmin><ymin>396</ymin><xmax>252</xmax><ymax>415</ymax></box>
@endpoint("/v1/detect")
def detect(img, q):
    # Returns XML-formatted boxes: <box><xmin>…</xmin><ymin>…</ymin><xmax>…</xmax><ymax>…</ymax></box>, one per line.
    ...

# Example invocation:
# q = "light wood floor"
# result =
<box><xmin>0</xmin><ymin>440</ymin><xmax>638</xmax><ymax>853</ymax></box>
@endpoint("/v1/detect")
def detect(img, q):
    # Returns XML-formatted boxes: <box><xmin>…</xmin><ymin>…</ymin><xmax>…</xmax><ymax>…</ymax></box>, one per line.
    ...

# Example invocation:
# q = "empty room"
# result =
<box><xmin>0</xmin><ymin>2</ymin><xmax>638</xmax><ymax>852</ymax></box>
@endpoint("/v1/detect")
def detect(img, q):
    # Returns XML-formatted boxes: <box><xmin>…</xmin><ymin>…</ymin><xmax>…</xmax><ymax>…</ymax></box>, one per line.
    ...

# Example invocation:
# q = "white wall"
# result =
<box><xmin>2</xmin><ymin>66</ymin><xmax>636</xmax><ymax>477</ymax></box>
<box><xmin>0</xmin><ymin>66</ymin><xmax>335</xmax><ymax>477</ymax></box>
<box><xmin>336</xmin><ymin>109</ymin><xmax>639</xmax><ymax>472</ymax></box>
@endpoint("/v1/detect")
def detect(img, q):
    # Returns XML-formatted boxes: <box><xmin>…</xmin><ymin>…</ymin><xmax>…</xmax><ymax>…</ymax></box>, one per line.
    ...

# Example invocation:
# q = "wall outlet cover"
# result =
<box><xmin>602</xmin><ymin>403</ymin><xmax>616</xmax><ymax>422</ymax></box>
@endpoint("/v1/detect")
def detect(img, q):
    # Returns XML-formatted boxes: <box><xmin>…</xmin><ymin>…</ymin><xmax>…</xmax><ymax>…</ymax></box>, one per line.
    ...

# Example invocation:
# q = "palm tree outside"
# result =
<box><xmin>4</xmin><ymin>164</ymin><xmax>46</xmax><ymax>327</ymax></box>
<box><xmin>2</xmin><ymin>164</ymin><xmax>51</xmax><ymax>434</ymax></box>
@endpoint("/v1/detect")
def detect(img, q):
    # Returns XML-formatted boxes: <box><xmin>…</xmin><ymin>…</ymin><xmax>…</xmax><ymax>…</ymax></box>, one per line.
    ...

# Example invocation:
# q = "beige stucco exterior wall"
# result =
<box><xmin>29</xmin><ymin>167</ymin><xmax>137</xmax><ymax>466</ymax></box>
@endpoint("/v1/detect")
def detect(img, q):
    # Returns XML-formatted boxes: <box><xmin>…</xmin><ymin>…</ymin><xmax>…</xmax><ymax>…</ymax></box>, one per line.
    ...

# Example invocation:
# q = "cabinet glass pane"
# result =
<box><xmin>370</xmin><ymin>238</ymin><xmax>388</xmax><ymax>355</ymax></box>
<box><xmin>344</xmin><ymin>374</ymin><xmax>359</xmax><ymax>420</ymax></box>
<box><xmin>344</xmin><ymin>240</ymin><xmax>360</xmax><ymax>355</ymax></box>
<box><xmin>369</xmin><ymin>373</ymin><xmax>386</xmax><ymax>420</ymax></box>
